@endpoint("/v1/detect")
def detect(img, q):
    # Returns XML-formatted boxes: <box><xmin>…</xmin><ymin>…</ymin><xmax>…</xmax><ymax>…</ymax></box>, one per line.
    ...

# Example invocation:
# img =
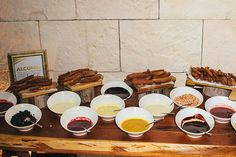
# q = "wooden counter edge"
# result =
<box><xmin>0</xmin><ymin>134</ymin><xmax>235</xmax><ymax>157</ymax></box>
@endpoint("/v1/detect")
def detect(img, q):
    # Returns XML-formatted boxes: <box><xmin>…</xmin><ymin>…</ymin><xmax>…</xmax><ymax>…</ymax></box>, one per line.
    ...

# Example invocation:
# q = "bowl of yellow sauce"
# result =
<box><xmin>90</xmin><ymin>94</ymin><xmax>125</xmax><ymax>121</ymax></box>
<box><xmin>115</xmin><ymin>107</ymin><xmax>154</xmax><ymax>137</ymax></box>
<box><xmin>47</xmin><ymin>91</ymin><xmax>81</xmax><ymax>115</ymax></box>
<box><xmin>139</xmin><ymin>93</ymin><xmax>174</xmax><ymax>120</ymax></box>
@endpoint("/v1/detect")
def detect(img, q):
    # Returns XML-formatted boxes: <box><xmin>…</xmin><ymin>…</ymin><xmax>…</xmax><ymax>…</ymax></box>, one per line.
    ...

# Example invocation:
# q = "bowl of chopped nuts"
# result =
<box><xmin>170</xmin><ymin>86</ymin><xmax>203</xmax><ymax>108</ymax></box>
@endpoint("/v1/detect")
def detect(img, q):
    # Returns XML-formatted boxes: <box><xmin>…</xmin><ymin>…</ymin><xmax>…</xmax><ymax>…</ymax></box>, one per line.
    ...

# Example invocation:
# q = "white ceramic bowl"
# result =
<box><xmin>90</xmin><ymin>94</ymin><xmax>125</xmax><ymax>121</ymax></box>
<box><xmin>60</xmin><ymin>106</ymin><xmax>98</xmax><ymax>136</ymax></box>
<box><xmin>0</xmin><ymin>91</ymin><xmax>17</xmax><ymax>116</ymax></box>
<box><xmin>139</xmin><ymin>93</ymin><xmax>174</xmax><ymax>120</ymax></box>
<box><xmin>5</xmin><ymin>103</ymin><xmax>42</xmax><ymax>132</ymax></box>
<box><xmin>170</xmin><ymin>86</ymin><xmax>203</xmax><ymax>108</ymax></box>
<box><xmin>101</xmin><ymin>81</ymin><xmax>133</xmax><ymax>100</ymax></box>
<box><xmin>175</xmin><ymin>107</ymin><xmax>215</xmax><ymax>138</ymax></box>
<box><xmin>205</xmin><ymin>96</ymin><xmax>236</xmax><ymax>123</ymax></box>
<box><xmin>231</xmin><ymin>113</ymin><xmax>236</xmax><ymax>131</ymax></box>
<box><xmin>47</xmin><ymin>91</ymin><xmax>81</xmax><ymax>115</ymax></box>
<box><xmin>115</xmin><ymin>107</ymin><xmax>154</xmax><ymax>137</ymax></box>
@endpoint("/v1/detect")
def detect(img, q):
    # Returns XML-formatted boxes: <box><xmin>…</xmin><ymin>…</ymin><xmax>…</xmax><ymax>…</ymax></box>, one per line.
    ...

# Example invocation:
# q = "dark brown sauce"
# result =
<box><xmin>0</xmin><ymin>99</ymin><xmax>14</xmax><ymax>112</ymax></box>
<box><xmin>181</xmin><ymin>114</ymin><xmax>210</xmax><ymax>133</ymax></box>
<box><xmin>210</xmin><ymin>105</ymin><xmax>235</xmax><ymax>118</ymax></box>
<box><xmin>67</xmin><ymin>117</ymin><xmax>92</xmax><ymax>131</ymax></box>
<box><xmin>182</xmin><ymin>121</ymin><xmax>210</xmax><ymax>133</ymax></box>
<box><xmin>104</xmin><ymin>87</ymin><xmax>130</xmax><ymax>99</ymax></box>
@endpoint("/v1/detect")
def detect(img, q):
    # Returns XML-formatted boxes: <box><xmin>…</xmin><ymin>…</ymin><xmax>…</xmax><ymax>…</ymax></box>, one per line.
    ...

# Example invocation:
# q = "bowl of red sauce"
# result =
<box><xmin>0</xmin><ymin>92</ymin><xmax>17</xmax><ymax>117</ymax></box>
<box><xmin>60</xmin><ymin>106</ymin><xmax>98</xmax><ymax>136</ymax></box>
<box><xmin>205</xmin><ymin>96</ymin><xmax>236</xmax><ymax>123</ymax></box>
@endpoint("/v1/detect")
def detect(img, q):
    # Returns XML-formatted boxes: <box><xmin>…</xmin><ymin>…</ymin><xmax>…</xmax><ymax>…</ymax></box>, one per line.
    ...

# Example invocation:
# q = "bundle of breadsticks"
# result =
<box><xmin>8</xmin><ymin>75</ymin><xmax>57</xmax><ymax>97</ymax></box>
<box><xmin>190</xmin><ymin>67</ymin><xmax>236</xmax><ymax>86</ymax></box>
<box><xmin>58</xmin><ymin>68</ymin><xmax>103</xmax><ymax>89</ymax></box>
<box><xmin>125</xmin><ymin>69</ymin><xmax>176</xmax><ymax>93</ymax></box>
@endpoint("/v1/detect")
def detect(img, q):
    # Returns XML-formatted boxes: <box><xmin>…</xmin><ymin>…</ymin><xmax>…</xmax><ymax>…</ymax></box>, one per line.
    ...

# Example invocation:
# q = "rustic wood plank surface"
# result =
<box><xmin>0</xmin><ymin>88</ymin><xmax>236</xmax><ymax>156</ymax></box>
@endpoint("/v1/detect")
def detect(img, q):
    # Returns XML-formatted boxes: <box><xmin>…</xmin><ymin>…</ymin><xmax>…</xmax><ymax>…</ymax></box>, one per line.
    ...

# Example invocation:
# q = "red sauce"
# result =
<box><xmin>67</xmin><ymin>117</ymin><xmax>92</xmax><ymax>131</ymax></box>
<box><xmin>210</xmin><ymin>105</ymin><xmax>235</xmax><ymax>118</ymax></box>
<box><xmin>0</xmin><ymin>99</ymin><xmax>14</xmax><ymax>112</ymax></box>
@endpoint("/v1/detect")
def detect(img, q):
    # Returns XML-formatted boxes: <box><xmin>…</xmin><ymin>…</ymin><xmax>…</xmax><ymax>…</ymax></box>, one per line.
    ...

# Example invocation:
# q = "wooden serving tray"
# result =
<box><xmin>186</xmin><ymin>77</ymin><xmax>236</xmax><ymax>101</ymax></box>
<box><xmin>19</xmin><ymin>83</ymin><xmax>58</xmax><ymax>99</ymax></box>
<box><xmin>67</xmin><ymin>79</ymin><xmax>103</xmax><ymax>92</ymax></box>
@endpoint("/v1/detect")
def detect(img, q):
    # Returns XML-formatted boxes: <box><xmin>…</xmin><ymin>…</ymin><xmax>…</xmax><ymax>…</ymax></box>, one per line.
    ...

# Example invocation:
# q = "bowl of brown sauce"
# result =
<box><xmin>175</xmin><ymin>107</ymin><xmax>214</xmax><ymax>138</ymax></box>
<box><xmin>205</xmin><ymin>96</ymin><xmax>236</xmax><ymax>123</ymax></box>
<box><xmin>60</xmin><ymin>106</ymin><xmax>98</xmax><ymax>136</ymax></box>
<box><xmin>101</xmin><ymin>81</ymin><xmax>133</xmax><ymax>100</ymax></box>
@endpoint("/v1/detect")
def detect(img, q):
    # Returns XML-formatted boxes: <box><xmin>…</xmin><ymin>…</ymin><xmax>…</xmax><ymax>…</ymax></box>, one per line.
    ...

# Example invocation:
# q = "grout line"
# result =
<box><xmin>74</xmin><ymin>0</ymin><xmax>78</xmax><ymax>18</ymax></box>
<box><xmin>38</xmin><ymin>21</ymin><xmax>42</xmax><ymax>49</ymax></box>
<box><xmin>118</xmin><ymin>20</ymin><xmax>122</xmax><ymax>72</ymax></box>
<box><xmin>200</xmin><ymin>20</ymin><xmax>204</xmax><ymax>66</ymax></box>
<box><xmin>158</xmin><ymin>0</ymin><xmax>160</xmax><ymax>20</ymax></box>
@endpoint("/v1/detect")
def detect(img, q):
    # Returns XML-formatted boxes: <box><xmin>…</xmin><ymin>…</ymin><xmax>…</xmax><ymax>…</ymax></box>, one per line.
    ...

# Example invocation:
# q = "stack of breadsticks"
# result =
<box><xmin>191</xmin><ymin>67</ymin><xmax>236</xmax><ymax>86</ymax></box>
<box><xmin>58</xmin><ymin>68</ymin><xmax>103</xmax><ymax>87</ymax></box>
<box><xmin>8</xmin><ymin>75</ymin><xmax>57</xmax><ymax>97</ymax></box>
<box><xmin>126</xmin><ymin>69</ymin><xmax>176</xmax><ymax>93</ymax></box>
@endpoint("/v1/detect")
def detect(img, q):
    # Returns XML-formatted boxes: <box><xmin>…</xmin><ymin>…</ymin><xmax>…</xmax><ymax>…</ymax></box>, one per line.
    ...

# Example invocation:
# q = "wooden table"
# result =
<box><xmin>0</xmin><ymin>90</ymin><xmax>236</xmax><ymax>157</ymax></box>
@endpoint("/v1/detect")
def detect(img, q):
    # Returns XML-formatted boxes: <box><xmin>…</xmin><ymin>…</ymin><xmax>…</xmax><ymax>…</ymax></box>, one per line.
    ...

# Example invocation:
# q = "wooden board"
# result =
<box><xmin>68</xmin><ymin>79</ymin><xmax>103</xmax><ymax>92</ymax></box>
<box><xmin>19</xmin><ymin>83</ymin><xmax>58</xmax><ymax>99</ymax></box>
<box><xmin>186</xmin><ymin>77</ymin><xmax>236</xmax><ymax>101</ymax></box>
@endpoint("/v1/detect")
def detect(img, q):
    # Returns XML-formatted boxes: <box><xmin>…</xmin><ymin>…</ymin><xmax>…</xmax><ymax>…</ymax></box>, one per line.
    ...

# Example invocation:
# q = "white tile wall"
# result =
<box><xmin>0</xmin><ymin>0</ymin><xmax>76</xmax><ymax>21</ymax></box>
<box><xmin>76</xmin><ymin>0</ymin><xmax>158</xmax><ymax>19</ymax></box>
<box><xmin>0</xmin><ymin>1</ymin><xmax>236</xmax><ymax>87</ymax></box>
<box><xmin>160</xmin><ymin>0</ymin><xmax>236</xmax><ymax>19</ymax></box>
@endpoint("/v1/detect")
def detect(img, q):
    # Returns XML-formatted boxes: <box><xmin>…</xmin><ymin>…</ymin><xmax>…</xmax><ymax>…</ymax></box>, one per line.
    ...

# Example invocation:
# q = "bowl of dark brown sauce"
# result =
<box><xmin>60</xmin><ymin>106</ymin><xmax>98</xmax><ymax>136</ymax></box>
<box><xmin>0</xmin><ymin>92</ymin><xmax>17</xmax><ymax>117</ymax></box>
<box><xmin>175</xmin><ymin>108</ymin><xmax>214</xmax><ymax>138</ymax></box>
<box><xmin>205</xmin><ymin>96</ymin><xmax>236</xmax><ymax>123</ymax></box>
<box><xmin>101</xmin><ymin>81</ymin><xmax>133</xmax><ymax>100</ymax></box>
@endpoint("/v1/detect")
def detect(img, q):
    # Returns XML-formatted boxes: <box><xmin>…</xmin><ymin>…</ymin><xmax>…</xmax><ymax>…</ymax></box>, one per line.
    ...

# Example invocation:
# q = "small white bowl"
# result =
<box><xmin>231</xmin><ymin>113</ymin><xmax>236</xmax><ymax>131</ymax></box>
<box><xmin>47</xmin><ymin>91</ymin><xmax>81</xmax><ymax>115</ymax></box>
<box><xmin>90</xmin><ymin>94</ymin><xmax>125</xmax><ymax>121</ymax></box>
<box><xmin>115</xmin><ymin>107</ymin><xmax>154</xmax><ymax>137</ymax></box>
<box><xmin>101</xmin><ymin>81</ymin><xmax>133</xmax><ymax>100</ymax></box>
<box><xmin>175</xmin><ymin>107</ymin><xmax>214</xmax><ymax>138</ymax></box>
<box><xmin>170</xmin><ymin>86</ymin><xmax>203</xmax><ymax>108</ymax></box>
<box><xmin>0</xmin><ymin>91</ymin><xmax>17</xmax><ymax>116</ymax></box>
<box><xmin>60</xmin><ymin>106</ymin><xmax>98</xmax><ymax>136</ymax></box>
<box><xmin>205</xmin><ymin>96</ymin><xmax>236</xmax><ymax>123</ymax></box>
<box><xmin>5</xmin><ymin>103</ymin><xmax>42</xmax><ymax>132</ymax></box>
<box><xmin>139</xmin><ymin>93</ymin><xmax>174</xmax><ymax>120</ymax></box>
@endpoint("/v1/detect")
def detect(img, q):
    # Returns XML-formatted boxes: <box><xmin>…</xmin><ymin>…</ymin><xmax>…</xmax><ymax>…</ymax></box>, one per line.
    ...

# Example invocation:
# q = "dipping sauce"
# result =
<box><xmin>11</xmin><ymin>110</ymin><xmax>37</xmax><ymax>127</ymax></box>
<box><xmin>121</xmin><ymin>118</ymin><xmax>149</xmax><ymax>132</ymax></box>
<box><xmin>174</xmin><ymin>94</ymin><xmax>199</xmax><ymax>107</ymax></box>
<box><xmin>51</xmin><ymin>102</ymin><xmax>76</xmax><ymax>113</ymax></box>
<box><xmin>104</xmin><ymin>87</ymin><xmax>130</xmax><ymax>99</ymax></box>
<box><xmin>0</xmin><ymin>99</ymin><xmax>14</xmax><ymax>112</ymax></box>
<box><xmin>210</xmin><ymin>105</ymin><xmax>235</xmax><ymax>118</ymax></box>
<box><xmin>181</xmin><ymin>114</ymin><xmax>210</xmax><ymax>133</ymax></box>
<box><xmin>67</xmin><ymin>117</ymin><xmax>92</xmax><ymax>131</ymax></box>
<box><xmin>96</xmin><ymin>104</ymin><xmax>120</xmax><ymax>116</ymax></box>
<box><xmin>144</xmin><ymin>104</ymin><xmax>170</xmax><ymax>116</ymax></box>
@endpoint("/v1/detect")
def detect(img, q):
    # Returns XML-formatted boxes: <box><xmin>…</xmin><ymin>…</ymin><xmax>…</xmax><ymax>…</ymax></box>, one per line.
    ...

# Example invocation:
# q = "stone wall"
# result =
<box><xmin>1</xmin><ymin>0</ymin><xmax>236</xmax><ymax>86</ymax></box>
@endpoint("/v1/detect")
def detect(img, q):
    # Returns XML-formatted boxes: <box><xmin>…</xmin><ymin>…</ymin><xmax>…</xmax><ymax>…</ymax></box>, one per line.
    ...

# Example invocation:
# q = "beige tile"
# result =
<box><xmin>0</xmin><ymin>0</ymin><xmax>76</xmax><ymax>21</ymax></box>
<box><xmin>40</xmin><ymin>21</ymin><xmax>119</xmax><ymax>72</ymax></box>
<box><xmin>76</xmin><ymin>0</ymin><xmax>158</xmax><ymax>19</ymax></box>
<box><xmin>203</xmin><ymin>20</ymin><xmax>236</xmax><ymax>73</ymax></box>
<box><xmin>160</xmin><ymin>0</ymin><xmax>236</xmax><ymax>19</ymax></box>
<box><xmin>0</xmin><ymin>22</ymin><xmax>40</xmax><ymax>65</ymax></box>
<box><xmin>120</xmin><ymin>20</ymin><xmax>202</xmax><ymax>72</ymax></box>
<box><xmin>101</xmin><ymin>72</ymin><xmax>129</xmax><ymax>84</ymax></box>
